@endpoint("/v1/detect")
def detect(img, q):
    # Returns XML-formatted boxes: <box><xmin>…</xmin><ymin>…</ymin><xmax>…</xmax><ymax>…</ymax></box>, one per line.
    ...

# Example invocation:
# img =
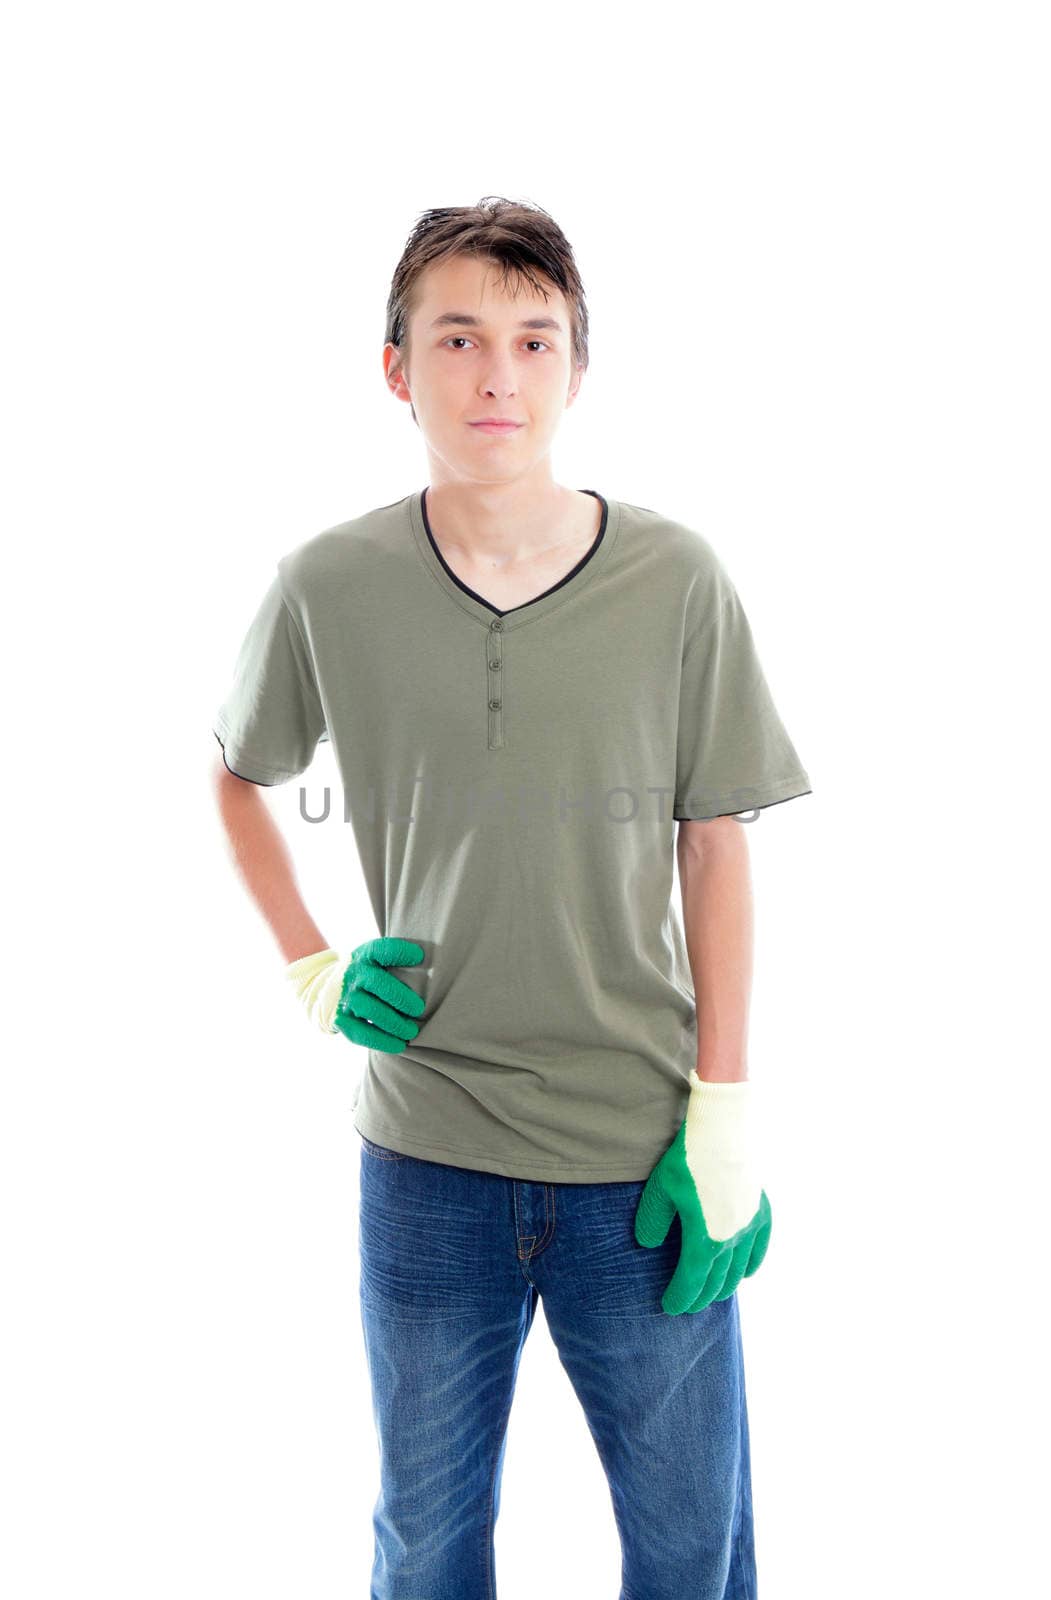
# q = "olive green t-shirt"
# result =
<box><xmin>213</xmin><ymin>488</ymin><xmax>811</xmax><ymax>1181</ymax></box>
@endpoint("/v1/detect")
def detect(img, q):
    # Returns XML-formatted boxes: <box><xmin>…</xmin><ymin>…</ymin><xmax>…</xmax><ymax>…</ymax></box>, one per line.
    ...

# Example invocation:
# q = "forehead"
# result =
<box><xmin>412</xmin><ymin>253</ymin><xmax>568</xmax><ymax>332</ymax></box>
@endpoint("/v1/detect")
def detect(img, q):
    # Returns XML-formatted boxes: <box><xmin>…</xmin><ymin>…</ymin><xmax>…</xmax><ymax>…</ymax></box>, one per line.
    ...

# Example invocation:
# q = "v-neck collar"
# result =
<box><xmin>408</xmin><ymin>486</ymin><xmax>621</xmax><ymax>631</ymax></box>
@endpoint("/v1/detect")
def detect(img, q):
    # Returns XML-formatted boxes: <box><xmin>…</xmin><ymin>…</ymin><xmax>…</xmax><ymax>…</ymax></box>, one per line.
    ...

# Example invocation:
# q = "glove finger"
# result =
<box><xmin>661</xmin><ymin>1242</ymin><xmax>715</xmax><ymax>1315</ymax></box>
<box><xmin>334</xmin><ymin>1011</ymin><xmax>414</xmax><ymax>1053</ymax></box>
<box><xmin>634</xmin><ymin>1169</ymin><xmax>676</xmax><ymax>1248</ymax></box>
<box><xmin>350</xmin><ymin>937</ymin><xmax>426</xmax><ymax>970</ymax></box>
<box><xmin>698</xmin><ymin>1241</ymin><xmax>750</xmax><ymax>1306</ymax></box>
<box><xmin>690</xmin><ymin>1205</ymin><xmax>772</xmax><ymax>1309</ymax></box>
<box><xmin>742</xmin><ymin>1195</ymin><xmax>772</xmax><ymax>1277</ymax></box>
<box><xmin>349</xmin><ymin>964</ymin><xmax>426</xmax><ymax>1020</ymax></box>
<box><xmin>340</xmin><ymin>985</ymin><xmax>421</xmax><ymax>1042</ymax></box>
<box><xmin>659</xmin><ymin>1222</ymin><xmax>721</xmax><ymax>1313</ymax></box>
<box><xmin>670</xmin><ymin>1244</ymin><xmax>730</xmax><ymax>1314</ymax></box>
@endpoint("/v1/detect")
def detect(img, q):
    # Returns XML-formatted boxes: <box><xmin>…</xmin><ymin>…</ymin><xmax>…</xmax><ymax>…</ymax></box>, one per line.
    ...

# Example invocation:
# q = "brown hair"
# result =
<box><xmin>384</xmin><ymin>196</ymin><xmax>590</xmax><ymax>386</ymax></box>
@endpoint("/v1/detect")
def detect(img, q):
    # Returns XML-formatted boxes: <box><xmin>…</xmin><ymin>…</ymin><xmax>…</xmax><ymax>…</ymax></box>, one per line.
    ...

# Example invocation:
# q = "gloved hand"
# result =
<box><xmin>285</xmin><ymin>937</ymin><xmax>426</xmax><ymax>1052</ymax></box>
<box><xmin>634</xmin><ymin>1071</ymin><xmax>771</xmax><ymax>1315</ymax></box>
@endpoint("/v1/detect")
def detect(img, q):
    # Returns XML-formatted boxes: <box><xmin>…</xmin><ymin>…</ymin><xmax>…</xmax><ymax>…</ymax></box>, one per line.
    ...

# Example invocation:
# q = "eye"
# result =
<box><xmin>442</xmin><ymin>336</ymin><xmax>550</xmax><ymax>353</ymax></box>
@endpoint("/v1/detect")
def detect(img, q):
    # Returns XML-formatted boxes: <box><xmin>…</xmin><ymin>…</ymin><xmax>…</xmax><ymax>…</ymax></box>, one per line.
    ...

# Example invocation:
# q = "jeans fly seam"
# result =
<box><xmin>531</xmin><ymin>1182</ymin><xmax>556</xmax><ymax>1256</ymax></box>
<box><xmin>513</xmin><ymin>1184</ymin><xmax>557</xmax><ymax>1260</ymax></box>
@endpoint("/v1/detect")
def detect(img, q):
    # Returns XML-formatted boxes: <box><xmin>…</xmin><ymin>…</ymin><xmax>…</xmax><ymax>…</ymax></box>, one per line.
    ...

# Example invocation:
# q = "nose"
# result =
<box><xmin>478</xmin><ymin>356</ymin><xmax>518</xmax><ymax>399</ymax></box>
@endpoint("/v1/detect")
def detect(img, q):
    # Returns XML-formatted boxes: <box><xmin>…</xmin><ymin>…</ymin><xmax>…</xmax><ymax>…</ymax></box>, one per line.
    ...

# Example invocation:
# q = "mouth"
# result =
<box><xmin>469</xmin><ymin>421</ymin><xmax>523</xmax><ymax>433</ymax></box>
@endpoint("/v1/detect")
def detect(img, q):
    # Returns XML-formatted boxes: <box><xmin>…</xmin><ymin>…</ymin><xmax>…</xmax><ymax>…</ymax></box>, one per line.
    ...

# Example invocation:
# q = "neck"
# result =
<box><xmin>423</xmin><ymin>478</ymin><xmax>586</xmax><ymax>566</ymax></box>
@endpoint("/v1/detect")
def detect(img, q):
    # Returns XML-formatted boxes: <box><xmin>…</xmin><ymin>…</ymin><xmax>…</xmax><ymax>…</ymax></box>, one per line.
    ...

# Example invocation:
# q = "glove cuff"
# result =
<box><xmin>687</xmin><ymin>1070</ymin><xmax>752</xmax><ymax>1142</ymax></box>
<box><xmin>685</xmin><ymin>1071</ymin><xmax>763</xmax><ymax>1239</ymax></box>
<box><xmin>286</xmin><ymin>947</ymin><xmax>345</xmax><ymax>1033</ymax></box>
<box><xmin>286</xmin><ymin>947</ymin><xmax>340</xmax><ymax>980</ymax></box>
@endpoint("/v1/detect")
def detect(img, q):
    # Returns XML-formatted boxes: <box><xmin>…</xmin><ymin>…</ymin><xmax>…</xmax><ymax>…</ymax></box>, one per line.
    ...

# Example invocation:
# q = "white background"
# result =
<box><xmin>4</xmin><ymin>2</ymin><xmax>1048</xmax><ymax>1595</ymax></box>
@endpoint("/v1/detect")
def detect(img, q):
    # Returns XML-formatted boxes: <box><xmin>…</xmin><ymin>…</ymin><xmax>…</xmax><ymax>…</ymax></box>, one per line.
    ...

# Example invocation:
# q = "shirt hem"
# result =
<box><xmin>352</xmin><ymin>1116</ymin><xmax>659</xmax><ymax>1183</ymax></box>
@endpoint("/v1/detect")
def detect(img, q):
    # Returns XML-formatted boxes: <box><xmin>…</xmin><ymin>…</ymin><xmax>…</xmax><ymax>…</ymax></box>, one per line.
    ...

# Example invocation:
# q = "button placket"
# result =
<box><xmin>487</xmin><ymin>617</ymin><xmax>504</xmax><ymax>748</ymax></box>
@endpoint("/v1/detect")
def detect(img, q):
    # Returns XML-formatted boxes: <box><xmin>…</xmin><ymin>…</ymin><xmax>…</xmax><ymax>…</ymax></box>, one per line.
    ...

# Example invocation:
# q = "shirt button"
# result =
<box><xmin>489</xmin><ymin>698</ymin><xmax>502</xmax><ymax>710</ymax></box>
<box><xmin>490</xmin><ymin>618</ymin><xmax>503</xmax><ymax>631</ymax></box>
<box><xmin>488</xmin><ymin>659</ymin><xmax>501</xmax><ymax>670</ymax></box>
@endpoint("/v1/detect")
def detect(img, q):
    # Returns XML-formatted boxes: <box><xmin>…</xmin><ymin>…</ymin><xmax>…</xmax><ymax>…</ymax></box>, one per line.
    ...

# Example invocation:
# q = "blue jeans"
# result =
<box><xmin>357</xmin><ymin>1135</ymin><xmax>757</xmax><ymax>1599</ymax></box>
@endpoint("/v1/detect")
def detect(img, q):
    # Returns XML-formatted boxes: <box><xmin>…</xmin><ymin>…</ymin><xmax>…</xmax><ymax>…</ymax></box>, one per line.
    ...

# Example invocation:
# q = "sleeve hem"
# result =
<box><xmin>212</xmin><ymin>724</ymin><xmax>299</xmax><ymax>786</ymax></box>
<box><xmin>673</xmin><ymin>772</ymin><xmax>812</xmax><ymax>820</ymax></box>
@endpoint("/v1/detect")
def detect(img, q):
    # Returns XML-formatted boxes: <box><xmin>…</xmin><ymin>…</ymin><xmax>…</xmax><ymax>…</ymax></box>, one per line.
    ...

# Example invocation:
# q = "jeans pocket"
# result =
<box><xmin>360</xmin><ymin>1135</ymin><xmax>408</xmax><ymax>1161</ymax></box>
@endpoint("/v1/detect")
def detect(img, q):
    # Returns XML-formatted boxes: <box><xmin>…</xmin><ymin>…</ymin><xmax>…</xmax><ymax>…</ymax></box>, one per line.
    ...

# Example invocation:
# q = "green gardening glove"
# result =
<box><xmin>286</xmin><ymin>937</ymin><xmax>426</xmax><ymax>1052</ymax></box>
<box><xmin>634</xmin><ymin>1071</ymin><xmax>772</xmax><ymax>1315</ymax></box>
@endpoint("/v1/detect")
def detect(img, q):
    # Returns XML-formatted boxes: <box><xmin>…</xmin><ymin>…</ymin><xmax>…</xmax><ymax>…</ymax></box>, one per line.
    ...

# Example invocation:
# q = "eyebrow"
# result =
<box><xmin>429</xmin><ymin>312</ymin><xmax>565</xmax><ymax>334</ymax></box>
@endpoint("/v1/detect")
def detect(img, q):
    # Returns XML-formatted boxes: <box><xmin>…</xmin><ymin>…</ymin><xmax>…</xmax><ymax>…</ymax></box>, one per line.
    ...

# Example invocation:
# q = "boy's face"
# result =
<box><xmin>385</xmin><ymin>252</ymin><xmax>584</xmax><ymax>483</ymax></box>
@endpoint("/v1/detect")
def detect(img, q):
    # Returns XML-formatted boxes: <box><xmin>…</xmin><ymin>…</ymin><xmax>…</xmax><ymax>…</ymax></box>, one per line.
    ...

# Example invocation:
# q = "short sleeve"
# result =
<box><xmin>212</xmin><ymin>572</ymin><xmax>327</xmax><ymax>785</ymax></box>
<box><xmin>674</xmin><ymin>578</ymin><xmax>812</xmax><ymax>820</ymax></box>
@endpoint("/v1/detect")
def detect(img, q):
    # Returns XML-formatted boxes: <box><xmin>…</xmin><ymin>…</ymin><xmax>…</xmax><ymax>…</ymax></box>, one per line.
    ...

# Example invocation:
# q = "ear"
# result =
<box><xmin>565</xmin><ymin>362</ymin><xmax>585</xmax><ymax>408</ymax></box>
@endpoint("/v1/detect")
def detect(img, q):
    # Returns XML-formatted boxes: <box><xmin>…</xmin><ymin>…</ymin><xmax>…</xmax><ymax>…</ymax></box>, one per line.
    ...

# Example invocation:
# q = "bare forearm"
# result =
<box><xmin>676</xmin><ymin>817</ymin><xmax>754</xmax><ymax>1083</ymax></box>
<box><xmin>211</xmin><ymin>757</ymin><xmax>330</xmax><ymax>964</ymax></box>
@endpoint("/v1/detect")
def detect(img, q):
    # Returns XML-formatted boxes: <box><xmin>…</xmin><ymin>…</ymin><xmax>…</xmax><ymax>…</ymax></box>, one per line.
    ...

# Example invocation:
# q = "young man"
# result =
<box><xmin>212</xmin><ymin>197</ymin><xmax>811</xmax><ymax>1599</ymax></box>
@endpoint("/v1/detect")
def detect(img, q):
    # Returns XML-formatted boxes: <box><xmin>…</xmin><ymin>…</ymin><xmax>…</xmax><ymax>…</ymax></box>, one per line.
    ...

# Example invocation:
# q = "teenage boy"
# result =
<box><xmin>212</xmin><ymin>197</ymin><xmax>811</xmax><ymax>1600</ymax></box>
